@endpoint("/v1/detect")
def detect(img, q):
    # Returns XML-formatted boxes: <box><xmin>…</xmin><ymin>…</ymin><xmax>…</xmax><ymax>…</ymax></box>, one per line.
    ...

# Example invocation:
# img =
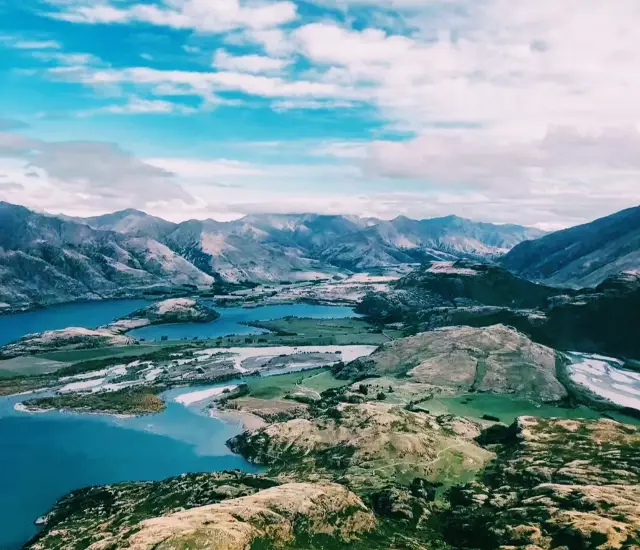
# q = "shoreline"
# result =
<box><xmin>13</xmin><ymin>401</ymin><xmax>138</xmax><ymax>419</ymax></box>
<box><xmin>208</xmin><ymin>407</ymin><xmax>267</xmax><ymax>431</ymax></box>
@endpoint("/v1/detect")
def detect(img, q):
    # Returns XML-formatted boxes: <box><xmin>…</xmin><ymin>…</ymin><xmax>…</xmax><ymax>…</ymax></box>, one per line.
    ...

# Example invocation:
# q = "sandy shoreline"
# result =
<box><xmin>208</xmin><ymin>407</ymin><xmax>266</xmax><ymax>431</ymax></box>
<box><xmin>174</xmin><ymin>385</ymin><xmax>238</xmax><ymax>405</ymax></box>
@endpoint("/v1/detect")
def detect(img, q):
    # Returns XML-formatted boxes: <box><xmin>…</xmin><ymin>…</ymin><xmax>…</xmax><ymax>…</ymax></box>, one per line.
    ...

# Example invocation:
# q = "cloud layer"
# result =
<box><xmin>1</xmin><ymin>1</ymin><xmax>639</xmax><ymax>228</ymax></box>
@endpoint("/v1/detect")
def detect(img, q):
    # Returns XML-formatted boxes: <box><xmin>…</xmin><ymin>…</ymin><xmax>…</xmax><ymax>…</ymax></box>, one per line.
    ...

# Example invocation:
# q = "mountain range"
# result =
<box><xmin>79</xmin><ymin>210</ymin><xmax>545</xmax><ymax>279</ymax></box>
<box><xmin>1</xmin><ymin>200</ymin><xmax>639</xmax><ymax>310</ymax></box>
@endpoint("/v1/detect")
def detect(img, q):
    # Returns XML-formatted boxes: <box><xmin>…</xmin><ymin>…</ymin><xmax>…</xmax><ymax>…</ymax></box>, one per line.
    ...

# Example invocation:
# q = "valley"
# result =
<box><xmin>1</xmin><ymin>203</ymin><xmax>640</xmax><ymax>550</ymax></box>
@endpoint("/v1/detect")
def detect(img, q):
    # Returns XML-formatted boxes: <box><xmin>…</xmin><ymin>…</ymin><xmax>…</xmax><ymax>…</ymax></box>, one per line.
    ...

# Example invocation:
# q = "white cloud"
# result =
<box><xmin>244</xmin><ymin>28</ymin><xmax>294</xmax><ymax>56</ymax></box>
<box><xmin>146</xmin><ymin>157</ymin><xmax>265</xmax><ymax>177</ymax></box>
<box><xmin>14</xmin><ymin>0</ymin><xmax>640</xmax><ymax>227</ymax></box>
<box><xmin>46</xmin><ymin>0</ymin><xmax>297</xmax><ymax>33</ymax></box>
<box><xmin>271</xmin><ymin>99</ymin><xmax>356</xmax><ymax>111</ymax></box>
<box><xmin>92</xmin><ymin>98</ymin><xmax>198</xmax><ymax>115</ymax></box>
<box><xmin>0</xmin><ymin>132</ymin><xmax>194</xmax><ymax>214</ymax></box>
<box><xmin>52</xmin><ymin>63</ymin><xmax>359</xmax><ymax>102</ymax></box>
<box><xmin>213</xmin><ymin>49</ymin><xmax>290</xmax><ymax>74</ymax></box>
<box><xmin>13</xmin><ymin>40</ymin><xmax>62</xmax><ymax>49</ymax></box>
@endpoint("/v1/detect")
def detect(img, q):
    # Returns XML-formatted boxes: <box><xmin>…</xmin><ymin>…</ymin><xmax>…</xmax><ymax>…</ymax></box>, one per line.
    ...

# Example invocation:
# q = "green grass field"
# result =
<box><xmin>37</xmin><ymin>342</ymin><xmax>186</xmax><ymax>363</ymax></box>
<box><xmin>244</xmin><ymin>368</ymin><xmax>344</xmax><ymax>400</ymax></box>
<box><xmin>241</xmin><ymin>317</ymin><xmax>401</xmax><ymax>346</ymax></box>
<box><xmin>423</xmin><ymin>394</ymin><xmax>640</xmax><ymax>425</ymax></box>
<box><xmin>0</xmin><ymin>355</ymin><xmax>65</xmax><ymax>376</ymax></box>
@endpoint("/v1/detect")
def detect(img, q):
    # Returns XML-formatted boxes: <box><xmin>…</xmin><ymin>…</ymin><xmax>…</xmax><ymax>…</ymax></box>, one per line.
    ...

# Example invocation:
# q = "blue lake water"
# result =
<box><xmin>0</xmin><ymin>299</ymin><xmax>150</xmax><ymax>346</ymax></box>
<box><xmin>0</xmin><ymin>300</ymin><xmax>358</xmax><ymax>346</ymax></box>
<box><xmin>0</xmin><ymin>299</ymin><xmax>358</xmax><ymax>548</ymax></box>
<box><xmin>129</xmin><ymin>303</ymin><xmax>358</xmax><ymax>341</ymax></box>
<box><xmin>0</xmin><ymin>385</ymin><xmax>258</xmax><ymax>549</ymax></box>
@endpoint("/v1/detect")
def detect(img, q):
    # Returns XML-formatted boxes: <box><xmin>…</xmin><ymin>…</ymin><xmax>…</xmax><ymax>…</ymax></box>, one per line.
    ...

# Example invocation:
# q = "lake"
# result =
<box><xmin>0</xmin><ymin>299</ymin><xmax>360</xmax><ymax>547</ymax></box>
<box><xmin>0</xmin><ymin>299</ymin><xmax>150</xmax><ymax>346</ymax></box>
<box><xmin>128</xmin><ymin>303</ymin><xmax>359</xmax><ymax>341</ymax></box>
<box><xmin>0</xmin><ymin>300</ymin><xmax>359</xmax><ymax>346</ymax></box>
<box><xmin>0</xmin><ymin>385</ymin><xmax>259</xmax><ymax>549</ymax></box>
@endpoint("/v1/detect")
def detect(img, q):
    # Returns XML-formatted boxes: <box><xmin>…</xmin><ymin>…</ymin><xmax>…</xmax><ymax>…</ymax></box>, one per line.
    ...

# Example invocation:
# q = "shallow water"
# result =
<box><xmin>129</xmin><ymin>303</ymin><xmax>359</xmax><ymax>341</ymax></box>
<box><xmin>0</xmin><ymin>383</ymin><xmax>258</xmax><ymax>549</ymax></box>
<box><xmin>567</xmin><ymin>352</ymin><xmax>640</xmax><ymax>411</ymax></box>
<box><xmin>0</xmin><ymin>300</ymin><xmax>358</xmax><ymax>347</ymax></box>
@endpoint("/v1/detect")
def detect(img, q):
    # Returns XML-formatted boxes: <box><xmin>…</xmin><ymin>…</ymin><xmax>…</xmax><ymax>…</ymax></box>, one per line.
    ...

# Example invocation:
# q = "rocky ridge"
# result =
<box><xmin>335</xmin><ymin>325</ymin><xmax>568</xmax><ymax>403</ymax></box>
<box><xmin>441</xmin><ymin>416</ymin><xmax>640</xmax><ymax>549</ymax></box>
<box><xmin>27</xmin><ymin>481</ymin><xmax>375</xmax><ymax>550</ymax></box>
<box><xmin>228</xmin><ymin>402</ymin><xmax>493</xmax><ymax>492</ymax></box>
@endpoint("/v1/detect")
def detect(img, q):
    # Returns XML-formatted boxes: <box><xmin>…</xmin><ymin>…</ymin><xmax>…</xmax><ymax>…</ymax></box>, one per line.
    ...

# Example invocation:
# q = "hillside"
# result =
<box><xmin>335</xmin><ymin>325</ymin><xmax>568</xmax><ymax>402</ymax></box>
<box><xmin>0</xmin><ymin>202</ymin><xmax>213</xmax><ymax>310</ymax></box>
<box><xmin>501</xmin><ymin>205</ymin><xmax>640</xmax><ymax>287</ymax></box>
<box><xmin>357</xmin><ymin>260</ymin><xmax>640</xmax><ymax>359</ymax></box>
<box><xmin>77</xmin><ymin>208</ymin><xmax>178</xmax><ymax>241</ymax></box>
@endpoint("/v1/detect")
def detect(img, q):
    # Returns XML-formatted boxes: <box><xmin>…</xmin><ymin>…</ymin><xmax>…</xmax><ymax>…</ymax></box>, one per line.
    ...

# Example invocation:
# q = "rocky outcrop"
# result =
<box><xmin>335</xmin><ymin>325</ymin><xmax>567</xmax><ymax>403</ymax></box>
<box><xmin>441</xmin><ymin>416</ymin><xmax>640</xmax><ymax>549</ymax></box>
<box><xmin>228</xmin><ymin>402</ymin><xmax>493</xmax><ymax>492</ymax></box>
<box><xmin>26</xmin><ymin>472</ymin><xmax>278</xmax><ymax>549</ymax></box>
<box><xmin>125</xmin><ymin>297</ymin><xmax>220</xmax><ymax>326</ymax></box>
<box><xmin>29</xmin><ymin>482</ymin><xmax>375</xmax><ymax>550</ymax></box>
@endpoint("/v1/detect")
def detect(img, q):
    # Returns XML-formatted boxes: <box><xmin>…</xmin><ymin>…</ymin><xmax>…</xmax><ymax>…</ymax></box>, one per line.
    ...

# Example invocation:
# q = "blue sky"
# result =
<box><xmin>1</xmin><ymin>0</ymin><xmax>639</xmax><ymax>228</ymax></box>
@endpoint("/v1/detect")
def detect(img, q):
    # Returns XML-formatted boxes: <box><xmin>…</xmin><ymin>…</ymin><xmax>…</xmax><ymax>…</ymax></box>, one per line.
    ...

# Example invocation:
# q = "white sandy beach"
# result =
<box><xmin>175</xmin><ymin>385</ymin><xmax>238</xmax><ymax>405</ymax></box>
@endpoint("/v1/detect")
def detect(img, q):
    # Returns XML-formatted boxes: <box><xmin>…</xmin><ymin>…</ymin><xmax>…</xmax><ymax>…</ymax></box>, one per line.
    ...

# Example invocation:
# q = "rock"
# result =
<box><xmin>126</xmin><ymin>298</ymin><xmax>220</xmax><ymax>325</ymax></box>
<box><xmin>440</xmin><ymin>416</ymin><xmax>640</xmax><ymax>550</ymax></box>
<box><xmin>26</xmin><ymin>472</ymin><xmax>279</xmax><ymax>549</ymax></box>
<box><xmin>371</xmin><ymin>486</ymin><xmax>419</xmax><ymax>521</ymax></box>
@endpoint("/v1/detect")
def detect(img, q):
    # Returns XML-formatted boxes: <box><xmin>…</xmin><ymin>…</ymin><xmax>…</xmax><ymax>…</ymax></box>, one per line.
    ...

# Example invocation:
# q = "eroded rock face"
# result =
<box><xmin>337</xmin><ymin>325</ymin><xmax>567</xmax><ymax>403</ymax></box>
<box><xmin>442</xmin><ymin>417</ymin><xmax>640</xmax><ymax>550</ymax></box>
<box><xmin>228</xmin><ymin>402</ymin><xmax>493</xmax><ymax>492</ymax></box>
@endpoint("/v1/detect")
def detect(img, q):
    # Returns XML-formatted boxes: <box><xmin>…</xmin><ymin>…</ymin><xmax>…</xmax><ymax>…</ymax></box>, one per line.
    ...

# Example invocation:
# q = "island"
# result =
<box><xmin>0</xmin><ymin>298</ymin><xmax>220</xmax><ymax>359</ymax></box>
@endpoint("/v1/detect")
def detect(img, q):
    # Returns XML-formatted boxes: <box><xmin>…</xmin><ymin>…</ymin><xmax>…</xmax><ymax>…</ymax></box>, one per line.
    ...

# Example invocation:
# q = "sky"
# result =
<box><xmin>1</xmin><ymin>0</ymin><xmax>639</xmax><ymax>229</ymax></box>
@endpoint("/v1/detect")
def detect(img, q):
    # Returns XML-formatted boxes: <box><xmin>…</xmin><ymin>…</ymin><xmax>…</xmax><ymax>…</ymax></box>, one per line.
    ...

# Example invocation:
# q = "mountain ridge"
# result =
<box><xmin>70</xmin><ymin>207</ymin><xmax>546</xmax><ymax>281</ymax></box>
<box><xmin>13</xmin><ymin>200</ymin><xmax>640</xmax><ymax>311</ymax></box>
<box><xmin>0</xmin><ymin>202</ymin><xmax>214</xmax><ymax>310</ymax></box>
<box><xmin>500</xmin><ymin>205</ymin><xmax>640</xmax><ymax>287</ymax></box>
